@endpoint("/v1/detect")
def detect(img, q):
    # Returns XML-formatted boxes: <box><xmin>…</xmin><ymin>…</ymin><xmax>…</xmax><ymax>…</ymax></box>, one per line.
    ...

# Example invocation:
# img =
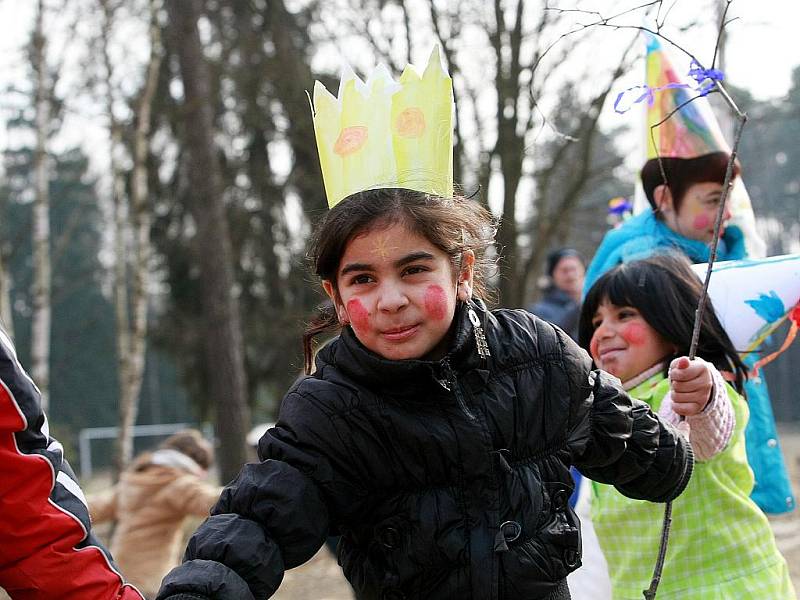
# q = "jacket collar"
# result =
<box><xmin>622</xmin><ymin>361</ymin><xmax>667</xmax><ymax>391</ymax></box>
<box><xmin>543</xmin><ymin>287</ymin><xmax>577</xmax><ymax>307</ymax></box>
<box><xmin>643</xmin><ymin>211</ymin><xmax>747</xmax><ymax>263</ymax></box>
<box><xmin>317</xmin><ymin>299</ymin><xmax>487</xmax><ymax>396</ymax></box>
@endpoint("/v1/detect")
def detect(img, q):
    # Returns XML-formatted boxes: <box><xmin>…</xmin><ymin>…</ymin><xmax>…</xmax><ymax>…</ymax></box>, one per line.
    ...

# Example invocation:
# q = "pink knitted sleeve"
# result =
<box><xmin>657</xmin><ymin>367</ymin><xmax>735</xmax><ymax>461</ymax></box>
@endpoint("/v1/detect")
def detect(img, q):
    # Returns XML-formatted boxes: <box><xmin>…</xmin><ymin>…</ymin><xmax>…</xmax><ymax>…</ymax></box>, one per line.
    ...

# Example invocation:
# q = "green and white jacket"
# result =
<box><xmin>591</xmin><ymin>366</ymin><xmax>795</xmax><ymax>599</ymax></box>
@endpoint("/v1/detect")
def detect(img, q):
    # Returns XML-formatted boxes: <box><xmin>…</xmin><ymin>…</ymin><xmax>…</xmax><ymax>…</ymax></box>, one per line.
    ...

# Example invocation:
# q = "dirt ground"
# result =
<box><xmin>2</xmin><ymin>425</ymin><xmax>799</xmax><ymax>600</ymax></box>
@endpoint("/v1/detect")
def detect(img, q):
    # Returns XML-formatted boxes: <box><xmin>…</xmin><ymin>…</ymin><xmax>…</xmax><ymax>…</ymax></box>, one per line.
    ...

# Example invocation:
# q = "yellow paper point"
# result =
<box><xmin>312</xmin><ymin>47</ymin><xmax>454</xmax><ymax>208</ymax></box>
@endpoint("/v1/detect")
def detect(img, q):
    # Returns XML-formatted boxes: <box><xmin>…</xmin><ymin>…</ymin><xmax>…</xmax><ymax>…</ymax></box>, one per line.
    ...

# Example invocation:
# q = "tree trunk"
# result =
<box><xmin>0</xmin><ymin>248</ymin><xmax>13</xmax><ymax>339</ymax></box>
<box><xmin>127</xmin><ymin>0</ymin><xmax>161</xmax><ymax>462</ymax></box>
<box><xmin>167</xmin><ymin>0</ymin><xmax>251</xmax><ymax>483</ymax></box>
<box><xmin>31</xmin><ymin>0</ymin><xmax>52</xmax><ymax>410</ymax></box>
<box><xmin>491</xmin><ymin>0</ymin><xmax>525</xmax><ymax>307</ymax></box>
<box><xmin>0</xmin><ymin>187</ymin><xmax>14</xmax><ymax>339</ymax></box>
<box><xmin>100</xmin><ymin>0</ymin><xmax>131</xmax><ymax>477</ymax></box>
<box><xmin>101</xmin><ymin>0</ymin><xmax>161</xmax><ymax>476</ymax></box>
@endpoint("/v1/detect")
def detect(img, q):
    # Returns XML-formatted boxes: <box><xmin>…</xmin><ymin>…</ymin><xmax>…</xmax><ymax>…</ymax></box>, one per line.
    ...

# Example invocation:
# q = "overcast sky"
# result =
<box><xmin>1</xmin><ymin>0</ymin><xmax>798</xmax><ymax>176</ymax></box>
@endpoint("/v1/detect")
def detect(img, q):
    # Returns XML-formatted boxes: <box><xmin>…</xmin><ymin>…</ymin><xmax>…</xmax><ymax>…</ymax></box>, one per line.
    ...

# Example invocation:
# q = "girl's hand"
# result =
<box><xmin>668</xmin><ymin>356</ymin><xmax>713</xmax><ymax>417</ymax></box>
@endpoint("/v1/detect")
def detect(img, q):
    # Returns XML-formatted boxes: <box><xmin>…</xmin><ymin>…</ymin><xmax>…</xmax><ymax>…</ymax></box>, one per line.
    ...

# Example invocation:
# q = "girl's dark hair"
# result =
<box><xmin>302</xmin><ymin>187</ymin><xmax>497</xmax><ymax>373</ymax></box>
<box><xmin>578</xmin><ymin>253</ymin><xmax>747</xmax><ymax>393</ymax></box>
<box><xmin>641</xmin><ymin>152</ymin><xmax>740</xmax><ymax>215</ymax></box>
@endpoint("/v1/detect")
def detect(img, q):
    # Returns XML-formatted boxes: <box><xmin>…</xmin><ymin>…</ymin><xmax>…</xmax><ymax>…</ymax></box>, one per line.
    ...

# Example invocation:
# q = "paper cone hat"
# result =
<box><xmin>640</xmin><ymin>35</ymin><xmax>766</xmax><ymax>257</ymax></box>
<box><xmin>691</xmin><ymin>254</ymin><xmax>800</xmax><ymax>353</ymax></box>
<box><xmin>644</xmin><ymin>35</ymin><xmax>729</xmax><ymax>160</ymax></box>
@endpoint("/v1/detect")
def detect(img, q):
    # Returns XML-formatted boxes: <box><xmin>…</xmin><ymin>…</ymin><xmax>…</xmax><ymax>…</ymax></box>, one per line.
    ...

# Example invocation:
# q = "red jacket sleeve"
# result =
<box><xmin>0</xmin><ymin>329</ymin><xmax>143</xmax><ymax>600</ymax></box>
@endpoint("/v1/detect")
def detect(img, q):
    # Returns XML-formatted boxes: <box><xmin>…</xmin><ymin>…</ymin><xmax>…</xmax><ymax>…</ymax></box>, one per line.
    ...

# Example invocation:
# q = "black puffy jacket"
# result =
<box><xmin>157</xmin><ymin>301</ymin><xmax>693</xmax><ymax>600</ymax></box>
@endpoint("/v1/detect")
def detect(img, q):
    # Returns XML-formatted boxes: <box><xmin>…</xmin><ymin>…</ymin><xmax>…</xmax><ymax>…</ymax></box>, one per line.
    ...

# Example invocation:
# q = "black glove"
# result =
<box><xmin>160</xmin><ymin>595</ymin><xmax>210</xmax><ymax>600</ymax></box>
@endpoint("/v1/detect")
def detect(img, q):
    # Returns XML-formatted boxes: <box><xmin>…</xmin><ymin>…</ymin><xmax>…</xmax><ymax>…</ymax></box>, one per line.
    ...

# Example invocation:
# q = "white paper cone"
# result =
<box><xmin>691</xmin><ymin>254</ymin><xmax>800</xmax><ymax>353</ymax></box>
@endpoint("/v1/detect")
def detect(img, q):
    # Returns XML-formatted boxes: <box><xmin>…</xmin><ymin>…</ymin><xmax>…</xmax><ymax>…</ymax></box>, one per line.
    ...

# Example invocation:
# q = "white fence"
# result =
<box><xmin>77</xmin><ymin>422</ymin><xmax>213</xmax><ymax>478</ymax></box>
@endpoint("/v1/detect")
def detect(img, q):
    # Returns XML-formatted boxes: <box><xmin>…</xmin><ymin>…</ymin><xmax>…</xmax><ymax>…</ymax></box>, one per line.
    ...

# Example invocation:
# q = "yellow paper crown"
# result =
<box><xmin>311</xmin><ymin>47</ymin><xmax>454</xmax><ymax>208</ymax></box>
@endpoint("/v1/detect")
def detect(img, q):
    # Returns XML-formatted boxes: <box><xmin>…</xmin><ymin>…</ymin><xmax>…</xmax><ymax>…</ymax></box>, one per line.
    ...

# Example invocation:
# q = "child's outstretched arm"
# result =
<box><xmin>156</xmin><ymin>385</ymin><xmax>355</xmax><ymax>600</ymax></box>
<box><xmin>557</xmin><ymin>329</ymin><xmax>694</xmax><ymax>503</ymax></box>
<box><xmin>658</xmin><ymin>357</ymin><xmax>735</xmax><ymax>461</ymax></box>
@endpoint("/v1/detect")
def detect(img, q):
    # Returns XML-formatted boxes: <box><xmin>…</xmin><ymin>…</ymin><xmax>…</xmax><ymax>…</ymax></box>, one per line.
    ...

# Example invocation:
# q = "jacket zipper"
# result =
<box><xmin>440</xmin><ymin>358</ymin><xmax>476</xmax><ymax>420</ymax></box>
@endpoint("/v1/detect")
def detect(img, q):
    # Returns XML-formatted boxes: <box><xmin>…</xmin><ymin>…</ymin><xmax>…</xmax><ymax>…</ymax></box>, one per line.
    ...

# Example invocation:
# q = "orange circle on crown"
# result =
<box><xmin>334</xmin><ymin>126</ymin><xmax>368</xmax><ymax>156</ymax></box>
<box><xmin>395</xmin><ymin>108</ymin><xmax>426</xmax><ymax>138</ymax></box>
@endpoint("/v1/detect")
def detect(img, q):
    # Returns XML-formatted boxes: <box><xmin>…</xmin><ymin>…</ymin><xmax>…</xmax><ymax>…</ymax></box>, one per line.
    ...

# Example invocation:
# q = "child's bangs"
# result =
<box><xmin>586</xmin><ymin>265</ymin><xmax>645</xmax><ymax>317</ymax></box>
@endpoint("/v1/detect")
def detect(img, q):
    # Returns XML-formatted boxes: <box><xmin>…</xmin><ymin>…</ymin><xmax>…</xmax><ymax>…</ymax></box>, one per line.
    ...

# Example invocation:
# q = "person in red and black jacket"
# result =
<box><xmin>0</xmin><ymin>326</ymin><xmax>144</xmax><ymax>600</ymax></box>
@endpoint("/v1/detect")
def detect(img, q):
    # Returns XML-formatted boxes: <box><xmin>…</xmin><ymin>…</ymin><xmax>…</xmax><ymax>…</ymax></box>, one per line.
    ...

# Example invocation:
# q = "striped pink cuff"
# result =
<box><xmin>658</xmin><ymin>367</ymin><xmax>735</xmax><ymax>461</ymax></box>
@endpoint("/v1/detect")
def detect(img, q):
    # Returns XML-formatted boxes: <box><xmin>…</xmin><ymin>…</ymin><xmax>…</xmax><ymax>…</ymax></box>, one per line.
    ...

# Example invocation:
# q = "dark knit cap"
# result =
<box><xmin>546</xmin><ymin>248</ymin><xmax>584</xmax><ymax>277</ymax></box>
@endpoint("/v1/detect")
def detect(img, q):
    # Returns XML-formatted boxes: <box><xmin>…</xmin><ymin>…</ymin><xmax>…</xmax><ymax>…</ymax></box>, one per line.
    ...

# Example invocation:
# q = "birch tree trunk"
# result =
<box><xmin>126</xmin><ymin>0</ymin><xmax>161</xmax><ymax>464</ymax></box>
<box><xmin>167</xmin><ymin>0</ymin><xmax>251</xmax><ymax>483</ymax></box>
<box><xmin>0</xmin><ymin>247</ymin><xmax>13</xmax><ymax>340</ymax></box>
<box><xmin>31</xmin><ymin>0</ymin><xmax>52</xmax><ymax>410</ymax></box>
<box><xmin>100</xmin><ymin>0</ymin><xmax>161</xmax><ymax>475</ymax></box>
<box><xmin>100</xmin><ymin>0</ymin><xmax>133</xmax><ymax>476</ymax></box>
<box><xmin>0</xmin><ymin>189</ymin><xmax>14</xmax><ymax>339</ymax></box>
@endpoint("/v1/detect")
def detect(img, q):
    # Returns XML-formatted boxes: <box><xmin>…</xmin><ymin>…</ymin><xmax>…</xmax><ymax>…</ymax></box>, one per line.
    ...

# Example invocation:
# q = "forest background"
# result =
<box><xmin>0</xmin><ymin>0</ymin><xmax>798</xmax><ymax>483</ymax></box>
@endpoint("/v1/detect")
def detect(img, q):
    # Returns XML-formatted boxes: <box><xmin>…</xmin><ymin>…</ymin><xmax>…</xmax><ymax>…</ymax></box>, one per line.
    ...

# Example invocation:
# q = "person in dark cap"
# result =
<box><xmin>527</xmin><ymin>248</ymin><xmax>585</xmax><ymax>340</ymax></box>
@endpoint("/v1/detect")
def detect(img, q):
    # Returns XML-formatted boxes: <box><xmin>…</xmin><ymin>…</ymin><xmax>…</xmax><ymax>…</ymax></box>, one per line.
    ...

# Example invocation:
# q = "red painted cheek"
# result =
<box><xmin>424</xmin><ymin>285</ymin><xmax>449</xmax><ymax>320</ymax></box>
<box><xmin>589</xmin><ymin>335</ymin><xmax>600</xmax><ymax>361</ymax></box>
<box><xmin>621</xmin><ymin>323</ymin><xmax>649</xmax><ymax>346</ymax></box>
<box><xmin>692</xmin><ymin>213</ymin><xmax>711</xmax><ymax>231</ymax></box>
<box><xmin>346</xmin><ymin>299</ymin><xmax>370</xmax><ymax>333</ymax></box>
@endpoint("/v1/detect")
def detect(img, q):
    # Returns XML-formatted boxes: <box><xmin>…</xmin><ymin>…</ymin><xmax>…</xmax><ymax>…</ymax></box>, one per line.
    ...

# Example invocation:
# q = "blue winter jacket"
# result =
<box><xmin>584</xmin><ymin>210</ymin><xmax>746</xmax><ymax>293</ymax></box>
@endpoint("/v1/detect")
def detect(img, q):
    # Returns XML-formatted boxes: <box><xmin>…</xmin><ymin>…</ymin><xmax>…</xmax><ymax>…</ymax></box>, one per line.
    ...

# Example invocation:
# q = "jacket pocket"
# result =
<box><xmin>500</xmin><ymin>482</ymin><xmax>581</xmax><ymax>597</ymax></box>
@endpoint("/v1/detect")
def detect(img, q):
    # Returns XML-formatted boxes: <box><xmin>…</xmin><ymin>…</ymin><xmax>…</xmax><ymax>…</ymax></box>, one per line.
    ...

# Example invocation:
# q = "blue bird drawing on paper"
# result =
<box><xmin>745</xmin><ymin>291</ymin><xmax>786</xmax><ymax>324</ymax></box>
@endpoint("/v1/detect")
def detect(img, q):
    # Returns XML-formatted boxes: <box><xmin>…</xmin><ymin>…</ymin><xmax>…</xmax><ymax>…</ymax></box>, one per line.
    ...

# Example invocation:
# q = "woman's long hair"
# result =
<box><xmin>578</xmin><ymin>253</ymin><xmax>747</xmax><ymax>393</ymax></box>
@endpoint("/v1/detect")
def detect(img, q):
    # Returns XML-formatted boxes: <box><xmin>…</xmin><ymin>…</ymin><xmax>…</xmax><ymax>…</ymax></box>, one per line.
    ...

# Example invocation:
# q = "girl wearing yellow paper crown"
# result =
<box><xmin>155</xmin><ymin>48</ymin><xmax>693</xmax><ymax>600</ymax></box>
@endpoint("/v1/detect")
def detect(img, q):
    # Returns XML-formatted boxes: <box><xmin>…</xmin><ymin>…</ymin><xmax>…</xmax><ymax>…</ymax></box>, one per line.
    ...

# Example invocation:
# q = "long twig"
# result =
<box><xmin>645</xmin><ymin>80</ymin><xmax>747</xmax><ymax>600</ymax></box>
<box><xmin>689</xmin><ymin>114</ymin><xmax>747</xmax><ymax>358</ymax></box>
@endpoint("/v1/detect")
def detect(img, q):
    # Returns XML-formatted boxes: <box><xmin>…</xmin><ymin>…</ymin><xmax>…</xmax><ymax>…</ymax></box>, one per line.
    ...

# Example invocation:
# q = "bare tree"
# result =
<box><xmin>489</xmin><ymin>0</ymin><xmax>528</xmax><ymax>306</ymax></box>
<box><xmin>330</xmin><ymin>1</ymin><xmax>632</xmax><ymax>307</ymax></box>
<box><xmin>711</xmin><ymin>0</ymin><xmax>734</xmax><ymax>141</ymax></box>
<box><xmin>166</xmin><ymin>0</ymin><xmax>251</xmax><ymax>482</ymax></box>
<box><xmin>99</xmin><ymin>0</ymin><xmax>162</xmax><ymax>475</ymax></box>
<box><xmin>520</xmin><ymin>38</ymin><xmax>638</xmax><ymax>302</ymax></box>
<box><xmin>31</xmin><ymin>0</ymin><xmax>53</xmax><ymax>409</ymax></box>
